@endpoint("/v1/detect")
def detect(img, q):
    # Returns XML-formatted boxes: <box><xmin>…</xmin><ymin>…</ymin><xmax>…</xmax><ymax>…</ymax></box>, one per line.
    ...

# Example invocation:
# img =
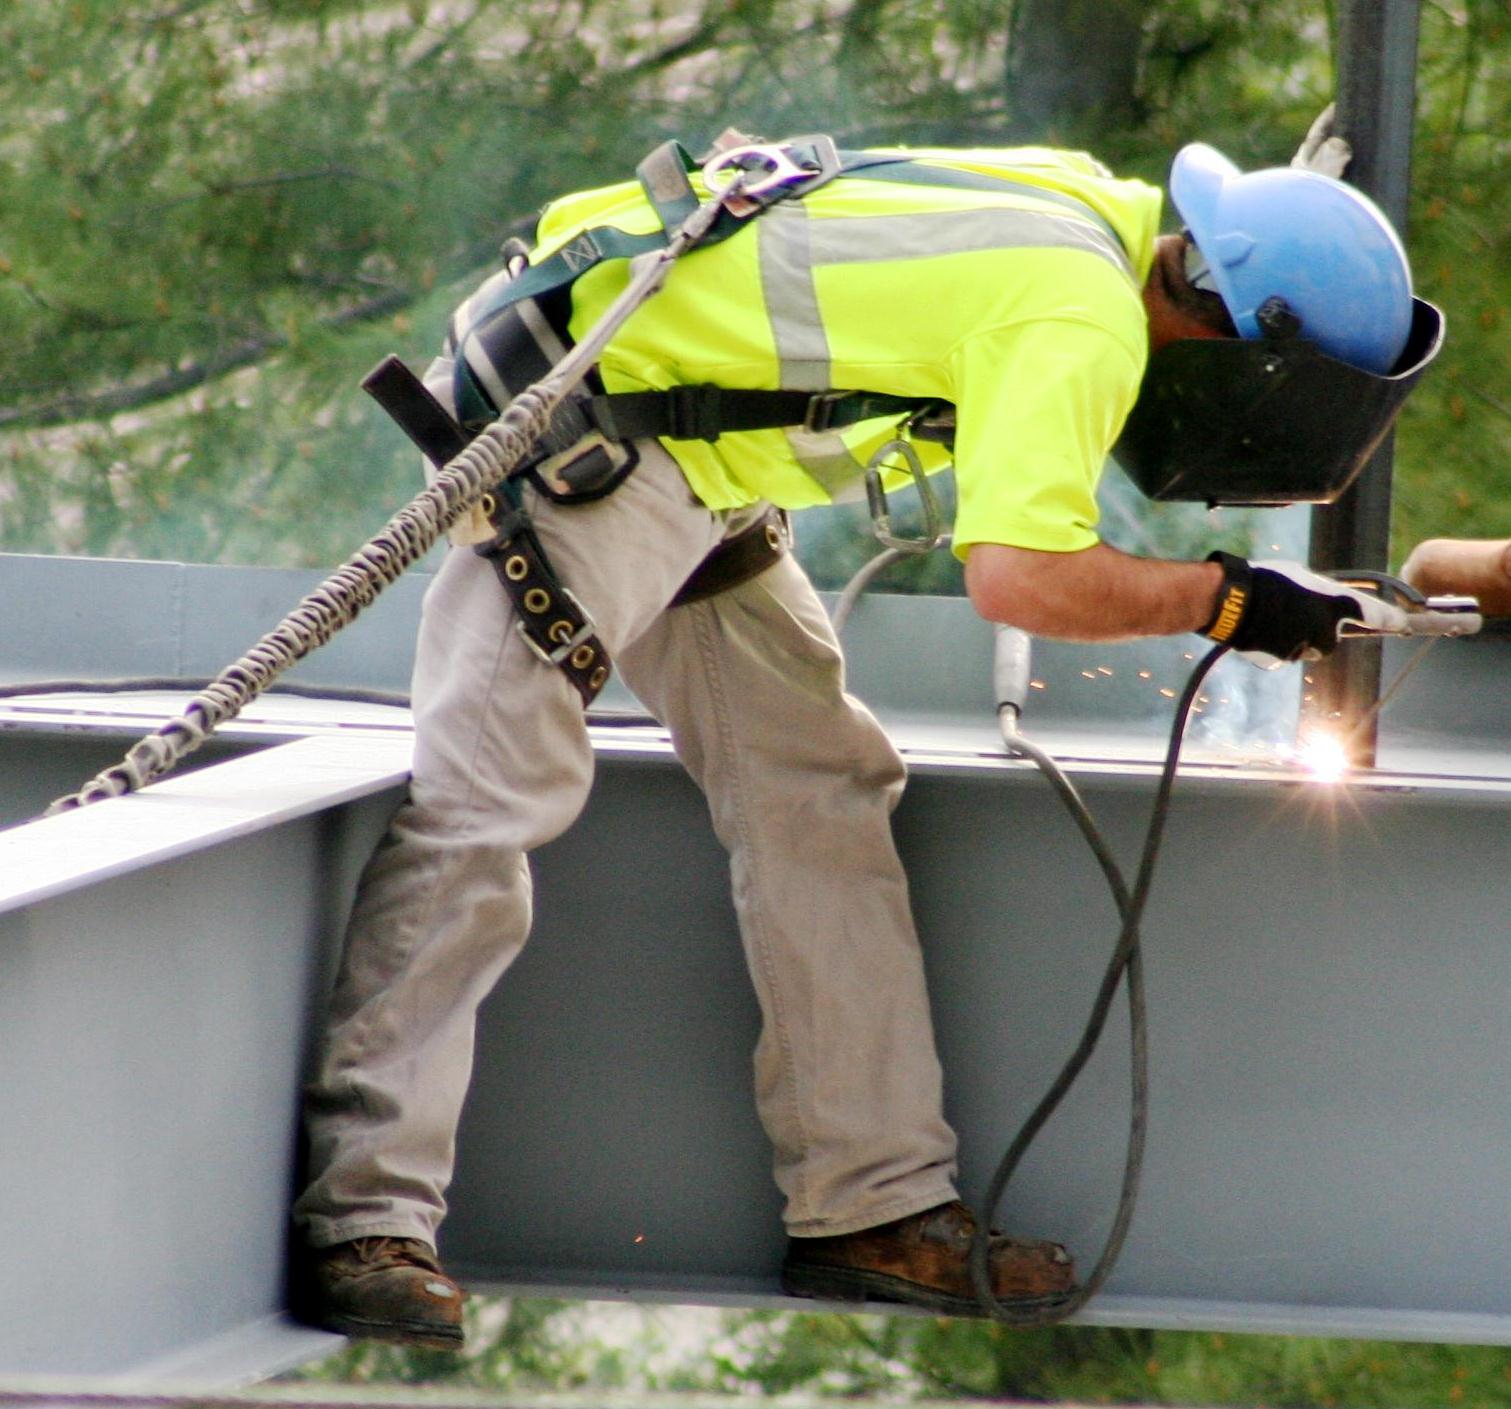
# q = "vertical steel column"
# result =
<box><xmin>1306</xmin><ymin>0</ymin><xmax>1422</xmax><ymax>762</ymax></box>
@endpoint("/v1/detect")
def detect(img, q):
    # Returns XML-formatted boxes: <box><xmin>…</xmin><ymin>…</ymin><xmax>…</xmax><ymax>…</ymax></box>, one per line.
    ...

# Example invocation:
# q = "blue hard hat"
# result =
<box><xmin>1170</xmin><ymin>143</ymin><xmax>1414</xmax><ymax>375</ymax></box>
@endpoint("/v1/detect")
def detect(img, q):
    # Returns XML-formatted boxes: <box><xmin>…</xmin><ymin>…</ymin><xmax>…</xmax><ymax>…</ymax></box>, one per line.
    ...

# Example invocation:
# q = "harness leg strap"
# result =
<box><xmin>671</xmin><ymin>508</ymin><xmax>790</xmax><ymax>607</ymax></box>
<box><xmin>475</xmin><ymin>503</ymin><xmax>612</xmax><ymax>708</ymax></box>
<box><xmin>359</xmin><ymin>356</ymin><xmax>612</xmax><ymax>708</ymax></box>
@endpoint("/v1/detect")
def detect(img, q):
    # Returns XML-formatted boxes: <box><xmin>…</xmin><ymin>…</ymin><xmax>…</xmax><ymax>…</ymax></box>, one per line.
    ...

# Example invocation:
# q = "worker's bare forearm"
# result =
<box><xmin>964</xmin><ymin>541</ymin><xmax>1225</xmax><ymax>641</ymax></box>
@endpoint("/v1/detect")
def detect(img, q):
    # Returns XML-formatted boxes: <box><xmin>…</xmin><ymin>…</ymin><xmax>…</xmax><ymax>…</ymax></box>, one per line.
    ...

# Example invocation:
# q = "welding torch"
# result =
<box><xmin>993</xmin><ymin>569</ymin><xmax>1481</xmax><ymax>738</ymax></box>
<box><xmin>1328</xmin><ymin>569</ymin><xmax>1483</xmax><ymax>640</ymax></box>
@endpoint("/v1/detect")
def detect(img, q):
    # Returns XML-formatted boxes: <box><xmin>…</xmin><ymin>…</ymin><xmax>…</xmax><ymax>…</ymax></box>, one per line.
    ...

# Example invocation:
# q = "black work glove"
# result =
<box><xmin>1201</xmin><ymin>552</ymin><xmax>1408</xmax><ymax>666</ymax></box>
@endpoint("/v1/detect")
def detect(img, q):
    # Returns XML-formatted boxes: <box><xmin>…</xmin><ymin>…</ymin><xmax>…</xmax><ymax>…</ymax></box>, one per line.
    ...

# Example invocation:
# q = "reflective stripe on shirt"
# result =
<box><xmin>758</xmin><ymin>197</ymin><xmax>1137</xmax><ymax>493</ymax></box>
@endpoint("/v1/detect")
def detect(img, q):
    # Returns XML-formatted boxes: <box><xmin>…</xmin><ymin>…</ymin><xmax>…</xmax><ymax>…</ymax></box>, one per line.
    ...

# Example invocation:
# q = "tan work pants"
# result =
<box><xmin>294</xmin><ymin>440</ymin><xmax>959</xmax><ymax>1248</ymax></box>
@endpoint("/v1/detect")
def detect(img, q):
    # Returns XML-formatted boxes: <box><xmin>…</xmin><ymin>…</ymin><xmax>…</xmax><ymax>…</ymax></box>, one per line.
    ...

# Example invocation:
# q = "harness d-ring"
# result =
<box><xmin>701</xmin><ymin>143</ymin><xmax>813</xmax><ymax>201</ymax></box>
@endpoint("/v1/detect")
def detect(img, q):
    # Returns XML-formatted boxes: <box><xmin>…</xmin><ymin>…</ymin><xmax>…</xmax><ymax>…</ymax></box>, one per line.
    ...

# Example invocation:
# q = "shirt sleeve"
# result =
<box><xmin>948</xmin><ymin>317</ymin><xmax>1144</xmax><ymax>557</ymax></box>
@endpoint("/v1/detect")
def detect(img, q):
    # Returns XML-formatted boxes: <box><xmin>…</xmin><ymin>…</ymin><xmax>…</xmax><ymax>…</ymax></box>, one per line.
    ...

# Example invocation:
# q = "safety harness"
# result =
<box><xmin>366</xmin><ymin>134</ymin><xmax>1130</xmax><ymax>706</ymax></box>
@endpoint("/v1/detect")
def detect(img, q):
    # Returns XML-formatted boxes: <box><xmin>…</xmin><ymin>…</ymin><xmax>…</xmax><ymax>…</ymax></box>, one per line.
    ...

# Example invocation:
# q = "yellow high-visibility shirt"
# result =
<box><xmin>535</xmin><ymin>147</ymin><xmax>1162</xmax><ymax>555</ymax></box>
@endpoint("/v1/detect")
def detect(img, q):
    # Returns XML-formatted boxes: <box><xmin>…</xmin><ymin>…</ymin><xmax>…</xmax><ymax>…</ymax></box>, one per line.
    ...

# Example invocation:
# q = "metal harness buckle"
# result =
<box><xmin>802</xmin><ymin>390</ymin><xmax>851</xmax><ymax>434</ymax></box>
<box><xmin>516</xmin><ymin>587</ymin><xmax>600</xmax><ymax>667</ymax></box>
<box><xmin>703</xmin><ymin>143</ymin><xmax>811</xmax><ymax>200</ymax></box>
<box><xmin>535</xmin><ymin>430</ymin><xmax>635</xmax><ymax>497</ymax></box>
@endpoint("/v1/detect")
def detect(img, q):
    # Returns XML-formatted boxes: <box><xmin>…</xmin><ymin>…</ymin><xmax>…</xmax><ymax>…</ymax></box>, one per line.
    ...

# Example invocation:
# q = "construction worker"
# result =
<box><xmin>292</xmin><ymin>129</ymin><xmax>1420</xmax><ymax>1349</ymax></box>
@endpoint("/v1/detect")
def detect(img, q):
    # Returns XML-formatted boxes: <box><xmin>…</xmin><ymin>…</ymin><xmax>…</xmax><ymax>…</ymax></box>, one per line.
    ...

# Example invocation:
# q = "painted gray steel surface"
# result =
<box><xmin>1</xmin><ymin>552</ymin><xmax>1509</xmax><ymax>1379</ymax></box>
<box><xmin>0</xmin><ymin>814</ymin><xmax>376</xmax><ymax>1375</ymax></box>
<box><xmin>0</xmin><ymin>724</ymin><xmax>406</xmax><ymax>1379</ymax></box>
<box><xmin>450</xmin><ymin>747</ymin><xmax>1511</xmax><ymax>1326</ymax></box>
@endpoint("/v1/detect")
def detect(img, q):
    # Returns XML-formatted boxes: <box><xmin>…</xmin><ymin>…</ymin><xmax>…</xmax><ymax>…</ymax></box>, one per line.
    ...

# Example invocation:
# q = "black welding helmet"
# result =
<box><xmin>1115</xmin><ymin>296</ymin><xmax>1443</xmax><ymax>505</ymax></box>
<box><xmin>1114</xmin><ymin>143</ymin><xmax>1442</xmax><ymax>506</ymax></box>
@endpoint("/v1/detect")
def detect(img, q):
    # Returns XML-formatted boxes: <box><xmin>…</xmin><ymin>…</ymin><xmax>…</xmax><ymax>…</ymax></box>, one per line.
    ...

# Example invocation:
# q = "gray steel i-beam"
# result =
<box><xmin>1307</xmin><ymin>0</ymin><xmax>1424</xmax><ymax>762</ymax></box>
<box><xmin>4</xmin><ymin>554</ymin><xmax>1511</xmax><ymax>1382</ymax></box>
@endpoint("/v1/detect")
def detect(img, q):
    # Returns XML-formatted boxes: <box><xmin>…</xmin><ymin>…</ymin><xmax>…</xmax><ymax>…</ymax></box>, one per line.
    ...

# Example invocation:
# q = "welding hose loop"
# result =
<box><xmin>967</xmin><ymin>642</ymin><xmax>1230</xmax><ymax>1326</ymax></box>
<box><xmin>44</xmin><ymin>378</ymin><xmax>559</xmax><ymax>815</ymax></box>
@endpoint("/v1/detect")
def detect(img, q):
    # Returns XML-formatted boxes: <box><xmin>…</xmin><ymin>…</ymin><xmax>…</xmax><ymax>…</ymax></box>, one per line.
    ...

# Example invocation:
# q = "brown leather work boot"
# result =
<box><xmin>301</xmin><ymin>1237</ymin><xmax>466</xmax><ymax>1349</ymax></box>
<box><xmin>781</xmin><ymin>1200</ymin><xmax>1074</xmax><ymax>1315</ymax></box>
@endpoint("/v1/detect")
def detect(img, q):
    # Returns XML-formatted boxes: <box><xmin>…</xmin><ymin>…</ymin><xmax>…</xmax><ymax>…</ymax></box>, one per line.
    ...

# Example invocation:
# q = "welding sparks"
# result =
<box><xmin>1295</xmin><ymin>729</ymin><xmax>1350</xmax><ymax>783</ymax></box>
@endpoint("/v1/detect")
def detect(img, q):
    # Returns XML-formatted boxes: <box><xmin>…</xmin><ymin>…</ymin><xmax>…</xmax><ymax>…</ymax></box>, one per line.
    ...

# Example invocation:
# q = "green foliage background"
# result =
<box><xmin>1</xmin><ymin>0</ymin><xmax>1507</xmax><ymax>581</ymax></box>
<box><xmin>285</xmin><ymin>1295</ymin><xmax>1511</xmax><ymax>1405</ymax></box>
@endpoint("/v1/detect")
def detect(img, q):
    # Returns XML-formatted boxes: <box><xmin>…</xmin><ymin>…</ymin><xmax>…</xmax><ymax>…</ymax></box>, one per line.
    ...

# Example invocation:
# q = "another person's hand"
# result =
<box><xmin>1291</xmin><ymin>103</ymin><xmax>1352</xmax><ymax>179</ymax></box>
<box><xmin>1401</xmin><ymin>538</ymin><xmax>1511</xmax><ymax>617</ymax></box>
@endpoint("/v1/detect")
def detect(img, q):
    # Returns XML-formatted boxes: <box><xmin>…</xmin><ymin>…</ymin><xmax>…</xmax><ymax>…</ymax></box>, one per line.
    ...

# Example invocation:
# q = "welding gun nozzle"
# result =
<box><xmin>1402</xmin><ymin>596</ymin><xmax>1484</xmax><ymax>638</ymax></box>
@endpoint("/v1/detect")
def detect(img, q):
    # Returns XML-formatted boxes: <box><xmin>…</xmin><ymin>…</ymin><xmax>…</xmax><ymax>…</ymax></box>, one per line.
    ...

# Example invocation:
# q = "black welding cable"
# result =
<box><xmin>825</xmin><ymin>552</ymin><xmax>1229</xmax><ymax>1324</ymax></box>
<box><xmin>968</xmin><ymin>641</ymin><xmax>1230</xmax><ymax>1324</ymax></box>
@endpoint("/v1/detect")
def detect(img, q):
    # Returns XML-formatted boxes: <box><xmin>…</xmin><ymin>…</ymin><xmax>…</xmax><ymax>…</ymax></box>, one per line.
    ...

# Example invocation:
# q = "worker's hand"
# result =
<box><xmin>1291</xmin><ymin>103</ymin><xmax>1352</xmax><ymax>179</ymax></box>
<box><xmin>1202</xmin><ymin>553</ymin><xmax>1410</xmax><ymax>666</ymax></box>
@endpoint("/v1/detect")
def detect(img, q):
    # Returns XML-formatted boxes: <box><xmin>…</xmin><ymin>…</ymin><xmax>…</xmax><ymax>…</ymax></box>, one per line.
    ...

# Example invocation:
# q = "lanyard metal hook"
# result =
<box><xmin>864</xmin><ymin>439</ymin><xmax>947</xmax><ymax>554</ymax></box>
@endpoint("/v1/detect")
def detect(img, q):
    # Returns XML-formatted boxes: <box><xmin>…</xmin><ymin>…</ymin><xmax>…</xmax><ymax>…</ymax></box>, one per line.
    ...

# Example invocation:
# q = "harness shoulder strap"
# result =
<box><xmin>635</xmin><ymin>140</ymin><xmax>702</xmax><ymax>233</ymax></box>
<box><xmin>485</xmin><ymin>144</ymin><xmax>1127</xmax><ymax>324</ymax></box>
<box><xmin>453</xmin><ymin>137</ymin><xmax>1131</xmax><ymax>452</ymax></box>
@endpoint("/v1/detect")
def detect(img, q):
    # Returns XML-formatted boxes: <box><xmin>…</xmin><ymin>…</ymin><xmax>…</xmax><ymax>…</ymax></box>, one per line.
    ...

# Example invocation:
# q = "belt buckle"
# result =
<box><xmin>516</xmin><ymin>588</ymin><xmax>599</xmax><ymax>666</ymax></box>
<box><xmin>535</xmin><ymin>431</ymin><xmax>633</xmax><ymax>497</ymax></box>
<box><xmin>802</xmin><ymin>390</ymin><xmax>849</xmax><ymax>434</ymax></box>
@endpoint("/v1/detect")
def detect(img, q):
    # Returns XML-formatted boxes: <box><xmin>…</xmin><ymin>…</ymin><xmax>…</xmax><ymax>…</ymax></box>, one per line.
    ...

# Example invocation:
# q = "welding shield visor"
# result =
<box><xmin>1112</xmin><ymin>295</ymin><xmax>1443</xmax><ymax>506</ymax></box>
